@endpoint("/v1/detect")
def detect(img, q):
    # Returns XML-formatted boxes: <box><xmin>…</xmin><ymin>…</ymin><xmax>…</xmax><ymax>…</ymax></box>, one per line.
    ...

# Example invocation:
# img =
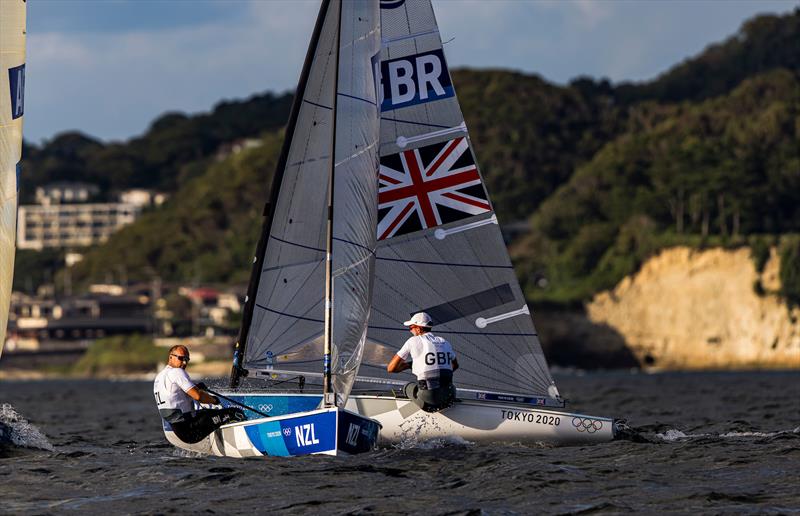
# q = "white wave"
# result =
<box><xmin>656</xmin><ymin>426</ymin><xmax>799</xmax><ymax>442</ymax></box>
<box><xmin>0</xmin><ymin>403</ymin><xmax>55</xmax><ymax>451</ymax></box>
<box><xmin>171</xmin><ymin>448</ymin><xmax>208</xmax><ymax>458</ymax></box>
<box><xmin>394</xmin><ymin>434</ymin><xmax>473</xmax><ymax>450</ymax></box>
<box><xmin>655</xmin><ymin>429</ymin><xmax>692</xmax><ymax>441</ymax></box>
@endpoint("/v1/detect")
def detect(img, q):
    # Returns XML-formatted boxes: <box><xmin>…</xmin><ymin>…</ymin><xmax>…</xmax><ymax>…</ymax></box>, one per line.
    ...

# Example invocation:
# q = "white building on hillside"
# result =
<box><xmin>17</xmin><ymin>202</ymin><xmax>142</xmax><ymax>250</ymax></box>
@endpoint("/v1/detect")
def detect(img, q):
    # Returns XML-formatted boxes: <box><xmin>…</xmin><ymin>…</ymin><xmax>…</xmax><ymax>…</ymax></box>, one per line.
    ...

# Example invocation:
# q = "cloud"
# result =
<box><xmin>22</xmin><ymin>0</ymin><xmax>797</xmax><ymax>142</ymax></box>
<box><xmin>26</xmin><ymin>1</ymin><xmax>319</xmax><ymax>142</ymax></box>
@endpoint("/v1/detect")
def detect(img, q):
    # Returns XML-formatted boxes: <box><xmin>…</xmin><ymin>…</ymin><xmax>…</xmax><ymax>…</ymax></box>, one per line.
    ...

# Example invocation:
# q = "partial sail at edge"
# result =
<box><xmin>0</xmin><ymin>0</ymin><xmax>27</xmax><ymax>359</ymax></box>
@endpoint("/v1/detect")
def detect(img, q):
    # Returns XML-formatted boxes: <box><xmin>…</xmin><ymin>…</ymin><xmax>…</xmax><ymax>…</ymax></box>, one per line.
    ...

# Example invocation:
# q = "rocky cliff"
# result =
<box><xmin>584</xmin><ymin>246</ymin><xmax>800</xmax><ymax>369</ymax></box>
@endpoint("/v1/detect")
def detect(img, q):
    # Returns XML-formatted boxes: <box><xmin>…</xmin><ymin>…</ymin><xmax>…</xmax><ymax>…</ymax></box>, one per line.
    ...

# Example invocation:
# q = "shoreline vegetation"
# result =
<box><xmin>0</xmin><ymin>335</ymin><xmax>231</xmax><ymax>381</ymax></box>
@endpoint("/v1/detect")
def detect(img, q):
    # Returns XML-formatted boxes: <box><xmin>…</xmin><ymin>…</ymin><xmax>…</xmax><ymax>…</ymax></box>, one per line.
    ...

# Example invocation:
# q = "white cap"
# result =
<box><xmin>403</xmin><ymin>312</ymin><xmax>433</xmax><ymax>327</ymax></box>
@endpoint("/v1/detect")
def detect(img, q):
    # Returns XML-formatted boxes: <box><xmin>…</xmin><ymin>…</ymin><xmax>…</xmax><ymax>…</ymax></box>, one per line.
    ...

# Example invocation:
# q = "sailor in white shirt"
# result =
<box><xmin>386</xmin><ymin>312</ymin><xmax>459</xmax><ymax>412</ymax></box>
<box><xmin>154</xmin><ymin>345</ymin><xmax>244</xmax><ymax>443</ymax></box>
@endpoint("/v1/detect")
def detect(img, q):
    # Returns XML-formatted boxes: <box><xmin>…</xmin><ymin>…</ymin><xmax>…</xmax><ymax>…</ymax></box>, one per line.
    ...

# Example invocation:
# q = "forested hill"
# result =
<box><xmin>17</xmin><ymin>9</ymin><xmax>798</xmax><ymax>305</ymax></box>
<box><xmin>20</xmin><ymin>92</ymin><xmax>293</xmax><ymax>200</ymax></box>
<box><xmin>615</xmin><ymin>10</ymin><xmax>800</xmax><ymax>104</ymax></box>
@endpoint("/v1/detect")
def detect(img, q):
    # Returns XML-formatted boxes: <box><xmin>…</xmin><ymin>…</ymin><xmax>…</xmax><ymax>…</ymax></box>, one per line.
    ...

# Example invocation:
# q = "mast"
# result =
<box><xmin>230</xmin><ymin>0</ymin><xmax>332</xmax><ymax>388</ymax></box>
<box><xmin>322</xmin><ymin>0</ymin><xmax>343</xmax><ymax>408</ymax></box>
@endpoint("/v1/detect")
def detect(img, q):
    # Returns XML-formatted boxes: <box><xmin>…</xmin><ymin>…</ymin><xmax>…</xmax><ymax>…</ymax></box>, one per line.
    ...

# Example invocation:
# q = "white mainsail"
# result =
<box><xmin>0</xmin><ymin>0</ymin><xmax>26</xmax><ymax>358</ymax></box>
<box><xmin>236</xmin><ymin>0</ymin><xmax>381</xmax><ymax>404</ymax></box>
<box><xmin>358</xmin><ymin>0</ymin><xmax>561</xmax><ymax>400</ymax></box>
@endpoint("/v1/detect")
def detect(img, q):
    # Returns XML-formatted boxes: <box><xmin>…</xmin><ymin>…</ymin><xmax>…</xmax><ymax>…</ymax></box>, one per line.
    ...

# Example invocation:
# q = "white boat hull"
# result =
<box><xmin>348</xmin><ymin>395</ymin><xmax>614</xmax><ymax>445</ymax></box>
<box><xmin>223</xmin><ymin>392</ymin><xmax>615</xmax><ymax>445</ymax></box>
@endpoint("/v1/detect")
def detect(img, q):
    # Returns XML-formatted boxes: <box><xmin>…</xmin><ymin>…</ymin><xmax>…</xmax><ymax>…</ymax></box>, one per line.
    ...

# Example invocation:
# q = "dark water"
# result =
<box><xmin>1</xmin><ymin>371</ymin><xmax>798</xmax><ymax>514</ymax></box>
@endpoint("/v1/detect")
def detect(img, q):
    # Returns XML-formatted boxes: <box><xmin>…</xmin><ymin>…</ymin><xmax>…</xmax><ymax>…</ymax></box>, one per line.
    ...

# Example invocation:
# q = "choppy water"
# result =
<box><xmin>1</xmin><ymin>371</ymin><xmax>798</xmax><ymax>514</ymax></box>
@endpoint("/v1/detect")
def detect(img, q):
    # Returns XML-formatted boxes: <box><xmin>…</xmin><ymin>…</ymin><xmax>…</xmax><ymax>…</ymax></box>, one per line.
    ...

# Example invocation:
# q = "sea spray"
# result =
<box><xmin>395</xmin><ymin>412</ymin><xmax>473</xmax><ymax>449</ymax></box>
<box><xmin>0</xmin><ymin>403</ymin><xmax>54</xmax><ymax>451</ymax></box>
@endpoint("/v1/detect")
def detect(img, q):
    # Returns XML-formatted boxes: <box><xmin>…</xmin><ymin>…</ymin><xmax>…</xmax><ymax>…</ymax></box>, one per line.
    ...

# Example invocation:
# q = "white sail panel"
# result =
<box><xmin>0</xmin><ymin>0</ymin><xmax>26</xmax><ymax>358</ymax></box>
<box><xmin>242</xmin><ymin>0</ymin><xmax>341</xmax><ymax>372</ymax></box>
<box><xmin>363</xmin><ymin>0</ymin><xmax>559</xmax><ymax>398</ymax></box>
<box><xmin>330</xmin><ymin>0</ymin><xmax>381</xmax><ymax>401</ymax></box>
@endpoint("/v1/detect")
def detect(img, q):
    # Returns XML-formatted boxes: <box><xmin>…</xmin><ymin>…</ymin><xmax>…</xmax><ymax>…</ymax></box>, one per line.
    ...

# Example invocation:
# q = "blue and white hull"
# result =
<box><xmin>164</xmin><ymin>407</ymin><xmax>381</xmax><ymax>457</ymax></box>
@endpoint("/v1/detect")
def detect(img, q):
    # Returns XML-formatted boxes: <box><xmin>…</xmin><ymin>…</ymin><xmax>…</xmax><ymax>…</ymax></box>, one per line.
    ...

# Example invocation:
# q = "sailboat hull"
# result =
<box><xmin>223</xmin><ymin>393</ymin><xmax>614</xmax><ymax>445</ymax></box>
<box><xmin>163</xmin><ymin>407</ymin><xmax>381</xmax><ymax>457</ymax></box>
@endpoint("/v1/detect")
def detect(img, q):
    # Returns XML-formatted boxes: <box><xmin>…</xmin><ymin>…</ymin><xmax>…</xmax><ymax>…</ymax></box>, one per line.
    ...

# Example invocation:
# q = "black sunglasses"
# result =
<box><xmin>170</xmin><ymin>354</ymin><xmax>190</xmax><ymax>362</ymax></box>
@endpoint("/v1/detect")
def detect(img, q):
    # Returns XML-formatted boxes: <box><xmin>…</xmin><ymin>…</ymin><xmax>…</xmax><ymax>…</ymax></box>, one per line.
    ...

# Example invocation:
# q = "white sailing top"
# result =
<box><xmin>397</xmin><ymin>333</ymin><xmax>456</xmax><ymax>380</ymax></box>
<box><xmin>153</xmin><ymin>365</ymin><xmax>196</xmax><ymax>414</ymax></box>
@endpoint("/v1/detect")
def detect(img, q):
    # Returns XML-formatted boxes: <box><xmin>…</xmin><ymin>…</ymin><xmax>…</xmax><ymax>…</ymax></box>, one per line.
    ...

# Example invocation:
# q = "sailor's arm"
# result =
<box><xmin>186</xmin><ymin>386</ymin><xmax>219</xmax><ymax>405</ymax></box>
<box><xmin>451</xmin><ymin>357</ymin><xmax>459</xmax><ymax>372</ymax></box>
<box><xmin>387</xmin><ymin>355</ymin><xmax>411</xmax><ymax>373</ymax></box>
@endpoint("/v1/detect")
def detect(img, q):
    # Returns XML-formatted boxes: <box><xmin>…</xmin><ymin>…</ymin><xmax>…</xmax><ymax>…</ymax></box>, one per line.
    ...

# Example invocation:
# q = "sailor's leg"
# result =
<box><xmin>171</xmin><ymin>408</ymin><xmax>244</xmax><ymax>443</ymax></box>
<box><xmin>404</xmin><ymin>382</ymin><xmax>425</xmax><ymax>408</ymax></box>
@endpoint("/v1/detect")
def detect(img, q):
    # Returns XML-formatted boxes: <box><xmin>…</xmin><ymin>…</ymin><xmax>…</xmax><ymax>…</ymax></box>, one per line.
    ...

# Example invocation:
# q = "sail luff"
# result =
<box><xmin>230</xmin><ymin>0</ymin><xmax>332</xmax><ymax>388</ymax></box>
<box><xmin>328</xmin><ymin>0</ymin><xmax>382</xmax><ymax>404</ymax></box>
<box><xmin>0</xmin><ymin>0</ymin><xmax>26</xmax><ymax>359</ymax></box>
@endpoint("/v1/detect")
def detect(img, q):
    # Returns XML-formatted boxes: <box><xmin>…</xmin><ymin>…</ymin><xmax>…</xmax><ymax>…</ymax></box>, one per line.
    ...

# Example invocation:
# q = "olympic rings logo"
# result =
<box><xmin>572</xmin><ymin>417</ymin><xmax>603</xmax><ymax>433</ymax></box>
<box><xmin>258</xmin><ymin>404</ymin><xmax>274</xmax><ymax>413</ymax></box>
<box><xmin>282</xmin><ymin>427</ymin><xmax>292</xmax><ymax>436</ymax></box>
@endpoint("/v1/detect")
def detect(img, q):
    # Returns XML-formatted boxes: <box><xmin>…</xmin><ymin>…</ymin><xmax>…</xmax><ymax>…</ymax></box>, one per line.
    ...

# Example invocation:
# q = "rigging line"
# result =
<box><xmin>270</xmin><ymin>235</ymin><xmax>326</xmax><ymax>253</ymax></box>
<box><xmin>255</xmin><ymin>304</ymin><xmax>324</xmax><ymax>323</ymax></box>
<box><xmin>337</xmin><ymin>91</ymin><xmax>377</xmax><ymax>107</ymax></box>
<box><xmin>332</xmin><ymin>236</ymin><xmax>376</xmax><ymax>255</ymax></box>
<box><xmin>367</xmin><ymin>325</ymin><xmax>537</xmax><ymax>337</ymax></box>
<box><xmin>267</xmin><ymin>359</ymin><xmax>320</xmax><ymax>366</ymax></box>
<box><xmin>376</xmin><ymin>256</ymin><xmax>512</xmax><ymax>269</ymax></box>
<box><xmin>380</xmin><ymin>117</ymin><xmax>450</xmax><ymax>130</ymax></box>
<box><xmin>302</xmin><ymin>99</ymin><xmax>333</xmax><ymax>111</ymax></box>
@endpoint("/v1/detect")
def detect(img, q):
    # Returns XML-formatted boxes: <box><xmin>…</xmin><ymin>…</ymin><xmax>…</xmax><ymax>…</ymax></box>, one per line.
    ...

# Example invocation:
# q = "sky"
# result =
<box><xmin>24</xmin><ymin>0</ymin><xmax>798</xmax><ymax>144</ymax></box>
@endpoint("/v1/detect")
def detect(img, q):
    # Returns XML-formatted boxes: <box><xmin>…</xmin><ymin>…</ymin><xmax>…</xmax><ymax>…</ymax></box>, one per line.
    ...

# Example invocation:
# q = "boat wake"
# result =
<box><xmin>0</xmin><ymin>403</ymin><xmax>54</xmax><ymax>454</ymax></box>
<box><xmin>656</xmin><ymin>426</ymin><xmax>800</xmax><ymax>442</ymax></box>
<box><xmin>394</xmin><ymin>434</ymin><xmax>473</xmax><ymax>450</ymax></box>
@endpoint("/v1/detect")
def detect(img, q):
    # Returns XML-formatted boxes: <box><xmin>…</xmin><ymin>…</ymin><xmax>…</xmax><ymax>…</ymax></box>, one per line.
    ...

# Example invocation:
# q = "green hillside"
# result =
<box><xmin>17</xmin><ymin>10</ymin><xmax>800</xmax><ymax>307</ymax></box>
<box><xmin>512</xmin><ymin>70</ymin><xmax>800</xmax><ymax>303</ymax></box>
<box><xmin>66</xmin><ymin>132</ymin><xmax>282</xmax><ymax>286</ymax></box>
<box><xmin>20</xmin><ymin>92</ymin><xmax>292</xmax><ymax>201</ymax></box>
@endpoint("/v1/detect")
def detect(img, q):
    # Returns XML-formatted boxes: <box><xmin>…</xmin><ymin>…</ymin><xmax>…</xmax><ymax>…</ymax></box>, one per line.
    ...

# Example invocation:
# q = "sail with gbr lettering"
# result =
<box><xmin>355</xmin><ymin>0</ymin><xmax>561</xmax><ymax>400</ymax></box>
<box><xmin>0</xmin><ymin>0</ymin><xmax>26</xmax><ymax>358</ymax></box>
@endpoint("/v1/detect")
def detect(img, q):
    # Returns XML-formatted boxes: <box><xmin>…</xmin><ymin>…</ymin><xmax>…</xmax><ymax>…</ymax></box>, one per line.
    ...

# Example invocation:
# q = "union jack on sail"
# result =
<box><xmin>378</xmin><ymin>137</ymin><xmax>492</xmax><ymax>240</ymax></box>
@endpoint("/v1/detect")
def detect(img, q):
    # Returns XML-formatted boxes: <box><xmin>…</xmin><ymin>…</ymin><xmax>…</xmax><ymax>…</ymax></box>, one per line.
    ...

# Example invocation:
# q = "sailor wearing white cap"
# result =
<box><xmin>386</xmin><ymin>312</ymin><xmax>459</xmax><ymax>412</ymax></box>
